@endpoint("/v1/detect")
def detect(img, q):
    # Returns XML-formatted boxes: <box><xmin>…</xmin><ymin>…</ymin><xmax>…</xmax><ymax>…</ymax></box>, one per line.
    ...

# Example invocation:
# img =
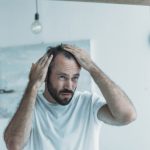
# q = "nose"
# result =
<box><xmin>64</xmin><ymin>79</ymin><xmax>73</xmax><ymax>90</ymax></box>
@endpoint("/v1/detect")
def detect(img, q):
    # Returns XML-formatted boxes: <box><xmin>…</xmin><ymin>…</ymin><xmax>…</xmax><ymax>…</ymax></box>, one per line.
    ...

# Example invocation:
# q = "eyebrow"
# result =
<box><xmin>57</xmin><ymin>72</ymin><xmax>80</xmax><ymax>77</ymax></box>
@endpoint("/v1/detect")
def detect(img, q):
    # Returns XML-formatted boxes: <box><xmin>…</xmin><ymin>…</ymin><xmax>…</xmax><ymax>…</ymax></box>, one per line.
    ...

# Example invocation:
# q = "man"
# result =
<box><xmin>4</xmin><ymin>44</ymin><xmax>136</xmax><ymax>150</ymax></box>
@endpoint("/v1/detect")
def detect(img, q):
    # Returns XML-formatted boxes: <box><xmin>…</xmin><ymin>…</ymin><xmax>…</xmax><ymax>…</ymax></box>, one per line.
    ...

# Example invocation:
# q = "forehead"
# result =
<box><xmin>52</xmin><ymin>54</ymin><xmax>81</xmax><ymax>74</ymax></box>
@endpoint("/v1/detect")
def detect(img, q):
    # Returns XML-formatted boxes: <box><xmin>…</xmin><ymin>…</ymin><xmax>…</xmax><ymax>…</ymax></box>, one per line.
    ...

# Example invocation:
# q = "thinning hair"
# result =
<box><xmin>46</xmin><ymin>44</ymin><xmax>80</xmax><ymax>78</ymax></box>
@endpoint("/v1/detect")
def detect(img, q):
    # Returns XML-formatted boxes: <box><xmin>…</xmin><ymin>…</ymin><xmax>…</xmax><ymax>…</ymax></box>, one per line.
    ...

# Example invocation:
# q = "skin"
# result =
<box><xmin>4</xmin><ymin>44</ymin><xmax>137</xmax><ymax>150</ymax></box>
<box><xmin>4</xmin><ymin>54</ymin><xmax>53</xmax><ymax>150</ymax></box>
<box><xmin>62</xmin><ymin>44</ymin><xmax>137</xmax><ymax>125</ymax></box>
<box><xmin>44</xmin><ymin>53</ymin><xmax>81</xmax><ymax>105</ymax></box>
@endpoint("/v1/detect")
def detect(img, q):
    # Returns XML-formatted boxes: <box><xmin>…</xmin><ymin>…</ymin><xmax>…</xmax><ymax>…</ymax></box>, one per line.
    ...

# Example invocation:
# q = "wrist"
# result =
<box><xmin>27</xmin><ymin>81</ymin><xmax>39</xmax><ymax>93</ymax></box>
<box><xmin>88</xmin><ymin>62</ymin><xmax>99</xmax><ymax>74</ymax></box>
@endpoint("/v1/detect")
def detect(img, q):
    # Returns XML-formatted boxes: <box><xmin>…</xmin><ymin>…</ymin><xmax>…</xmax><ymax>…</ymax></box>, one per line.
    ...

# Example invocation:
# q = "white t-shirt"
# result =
<box><xmin>24</xmin><ymin>91</ymin><xmax>105</xmax><ymax>150</ymax></box>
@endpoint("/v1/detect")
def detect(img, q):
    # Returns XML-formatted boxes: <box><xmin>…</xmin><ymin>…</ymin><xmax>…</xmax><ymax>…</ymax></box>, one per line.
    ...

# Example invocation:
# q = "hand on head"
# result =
<box><xmin>29</xmin><ymin>53</ymin><xmax>53</xmax><ymax>88</ymax></box>
<box><xmin>61</xmin><ymin>44</ymin><xmax>93</xmax><ymax>71</ymax></box>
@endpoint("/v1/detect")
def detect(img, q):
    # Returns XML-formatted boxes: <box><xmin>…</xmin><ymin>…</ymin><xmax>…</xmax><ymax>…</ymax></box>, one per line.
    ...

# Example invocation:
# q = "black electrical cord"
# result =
<box><xmin>35</xmin><ymin>0</ymin><xmax>39</xmax><ymax>20</ymax></box>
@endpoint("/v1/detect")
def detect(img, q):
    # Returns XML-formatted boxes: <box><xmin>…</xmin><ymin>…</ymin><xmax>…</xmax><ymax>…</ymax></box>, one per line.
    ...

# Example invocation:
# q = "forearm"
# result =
<box><xmin>62</xmin><ymin>44</ymin><xmax>136</xmax><ymax>124</ymax></box>
<box><xmin>4</xmin><ymin>82</ymin><xmax>38</xmax><ymax>150</ymax></box>
<box><xmin>89</xmin><ymin>62</ymin><xmax>136</xmax><ymax>122</ymax></box>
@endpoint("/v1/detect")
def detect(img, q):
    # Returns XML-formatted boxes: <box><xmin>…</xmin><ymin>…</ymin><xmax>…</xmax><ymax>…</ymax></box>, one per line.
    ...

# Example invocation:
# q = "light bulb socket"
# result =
<box><xmin>35</xmin><ymin>13</ymin><xmax>39</xmax><ymax>20</ymax></box>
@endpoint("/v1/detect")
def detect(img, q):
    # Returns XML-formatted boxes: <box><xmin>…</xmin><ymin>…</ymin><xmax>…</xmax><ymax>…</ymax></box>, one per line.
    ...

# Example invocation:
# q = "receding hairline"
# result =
<box><xmin>46</xmin><ymin>45</ymin><xmax>81</xmax><ymax>78</ymax></box>
<box><xmin>52</xmin><ymin>53</ymin><xmax>80</xmax><ymax>68</ymax></box>
<box><xmin>47</xmin><ymin>45</ymin><xmax>80</xmax><ymax>68</ymax></box>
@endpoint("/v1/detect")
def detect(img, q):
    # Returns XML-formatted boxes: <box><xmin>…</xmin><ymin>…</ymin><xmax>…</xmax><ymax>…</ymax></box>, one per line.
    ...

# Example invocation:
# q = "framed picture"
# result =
<box><xmin>0</xmin><ymin>39</ymin><xmax>91</xmax><ymax>149</ymax></box>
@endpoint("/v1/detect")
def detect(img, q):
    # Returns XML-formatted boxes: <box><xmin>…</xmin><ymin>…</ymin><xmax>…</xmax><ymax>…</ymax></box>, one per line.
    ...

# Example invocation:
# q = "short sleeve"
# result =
<box><xmin>92</xmin><ymin>94</ymin><xmax>105</xmax><ymax>125</ymax></box>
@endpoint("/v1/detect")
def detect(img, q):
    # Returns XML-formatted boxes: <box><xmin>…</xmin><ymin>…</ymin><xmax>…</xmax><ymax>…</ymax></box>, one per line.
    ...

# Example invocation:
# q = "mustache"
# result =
<box><xmin>60</xmin><ymin>89</ymin><xmax>74</xmax><ymax>94</ymax></box>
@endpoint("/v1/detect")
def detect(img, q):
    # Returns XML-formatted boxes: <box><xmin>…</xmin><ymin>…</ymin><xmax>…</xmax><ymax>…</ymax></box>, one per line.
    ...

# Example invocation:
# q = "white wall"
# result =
<box><xmin>0</xmin><ymin>0</ymin><xmax>43</xmax><ymax>47</ymax></box>
<box><xmin>0</xmin><ymin>0</ymin><xmax>150</xmax><ymax>150</ymax></box>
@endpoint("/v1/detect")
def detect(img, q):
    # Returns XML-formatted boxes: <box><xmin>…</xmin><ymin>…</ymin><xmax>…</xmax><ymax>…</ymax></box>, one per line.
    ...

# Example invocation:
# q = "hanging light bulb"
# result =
<box><xmin>31</xmin><ymin>13</ymin><xmax>42</xmax><ymax>34</ymax></box>
<box><xmin>31</xmin><ymin>0</ymin><xmax>42</xmax><ymax>34</ymax></box>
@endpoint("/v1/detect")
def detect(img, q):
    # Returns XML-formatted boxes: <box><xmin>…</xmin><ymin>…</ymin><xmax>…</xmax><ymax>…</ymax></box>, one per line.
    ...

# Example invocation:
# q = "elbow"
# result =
<box><xmin>130</xmin><ymin>110</ymin><xmax>137</xmax><ymax>122</ymax></box>
<box><xmin>5</xmin><ymin>141</ymin><xmax>21</xmax><ymax>150</ymax></box>
<box><xmin>4</xmin><ymin>135</ymin><xmax>23</xmax><ymax>150</ymax></box>
<box><xmin>121</xmin><ymin>109</ymin><xmax>137</xmax><ymax>125</ymax></box>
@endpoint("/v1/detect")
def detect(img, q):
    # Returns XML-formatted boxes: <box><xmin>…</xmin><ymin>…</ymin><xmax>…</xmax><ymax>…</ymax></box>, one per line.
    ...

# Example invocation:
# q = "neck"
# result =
<box><xmin>43</xmin><ymin>86</ymin><xmax>56</xmax><ymax>104</ymax></box>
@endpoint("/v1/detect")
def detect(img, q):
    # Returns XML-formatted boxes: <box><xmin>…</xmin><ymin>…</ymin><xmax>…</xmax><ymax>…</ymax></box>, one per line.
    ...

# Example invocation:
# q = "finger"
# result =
<box><xmin>29</xmin><ymin>63</ymin><xmax>35</xmax><ymax>78</ymax></box>
<box><xmin>36</xmin><ymin>53</ymin><xmax>48</xmax><ymax>64</ymax></box>
<box><xmin>40</xmin><ymin>53</ymin><xmax>48</xmax><ymax>63</ymax></box>
<box><xmin>31</xmin><ymin>63</ymin><xmax>34</xmax><ymax>69</ymax></box>
<box><xmin>43</xmin><ymin>55</ymin><xmax>53</xmax><ymax>81</ymax></box>
<box><xmin>43</xmin><ymin>55</ymin><xmax>52</xmax><ymax>81</ymax></box>
<box><xmin>30</xmin><ymin>63</ymin><xmax>35</xmax><ymax>71</ymax></box>
<box><xmin>62</xmin><ymin>45</ymin><xmax>80</xmax><ymax>53</ymax></box>
<box><xmin>62</xmin><ymin>45</ymin><xmax>74</xmax><ymax>50</ymax></box>
<box><xmin>62</xmin><ymin>46</ymin><xmax>74</xmax><ymax>52</ymax></box>
<box><xmin>40</xmin><ymin>55</ymin><xmax>49</xmax><ymax>67</ymax></box>
<box><xmin>45</xmin><ymin>55</ymin><xmax>53</xmax><ymax>68</ymax></box>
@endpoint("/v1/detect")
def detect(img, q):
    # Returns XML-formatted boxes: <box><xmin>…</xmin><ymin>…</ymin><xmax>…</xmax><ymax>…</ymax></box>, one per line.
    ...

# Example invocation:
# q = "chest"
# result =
<box><xmin>33</xmin><ymin>100</ymin><xmax>93</xmax><ymax>138</ymax></box>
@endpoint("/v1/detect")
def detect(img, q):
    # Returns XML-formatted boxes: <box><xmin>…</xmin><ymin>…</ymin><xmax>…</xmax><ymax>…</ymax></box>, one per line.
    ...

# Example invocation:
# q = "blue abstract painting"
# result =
<box><xmin>0</xmin><ymin>40</ymin><xmax>91</xmax><ymax>149</ymax></box>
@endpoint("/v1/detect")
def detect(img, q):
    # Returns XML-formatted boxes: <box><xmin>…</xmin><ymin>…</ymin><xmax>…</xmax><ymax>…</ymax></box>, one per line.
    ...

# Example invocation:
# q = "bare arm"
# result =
<box><xmin>90</xmin><ymin>63</ymin><xmax>137</xmax><ymax>125</ymax></box>
<box><xmin>4</xmin><ymin>83</ymin><xmax>38</xmax><ymax>150</ymax></box>
<box><xmin>4</xmin><ymin>54</ymin><xmax>53</xmax><ymax>150</ymax></box>
<box><xmin>63</xmin><ymin>44</ymin><xmax>137</xmax><ymax>126</ymax></box>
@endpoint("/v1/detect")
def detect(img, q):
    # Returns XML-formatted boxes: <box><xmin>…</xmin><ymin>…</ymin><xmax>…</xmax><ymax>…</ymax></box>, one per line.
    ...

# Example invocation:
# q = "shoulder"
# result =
<box><xmin>74</xmin><ymin>90</ymin><xmax>105</xmax><ymax>104</ymax></box>
<box><xmin>74</xmin><ymin>90</ymin><xmax>92</xmax><ymax>100</ymax></box>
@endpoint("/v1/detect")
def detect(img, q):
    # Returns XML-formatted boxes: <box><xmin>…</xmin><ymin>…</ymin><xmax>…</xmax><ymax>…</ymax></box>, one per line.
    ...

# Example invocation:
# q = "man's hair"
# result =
<box><xmin>46</xmin><ymin>44</ymin><xmax>80</xmax><ymax>79</ymax></box>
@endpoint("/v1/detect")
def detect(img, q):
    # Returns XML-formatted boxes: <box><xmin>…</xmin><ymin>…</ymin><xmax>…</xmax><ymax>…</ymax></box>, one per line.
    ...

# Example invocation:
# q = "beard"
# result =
<box><xmin>47</xmin><ymin>79</ymin><xmax>76</xmax><ymax>106</ymax></box>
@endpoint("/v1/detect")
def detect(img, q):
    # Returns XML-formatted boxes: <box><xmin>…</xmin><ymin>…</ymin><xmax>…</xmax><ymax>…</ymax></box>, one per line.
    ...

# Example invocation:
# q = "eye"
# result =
<box><xmin>72</xmin><ymin>76</ymin><xmax>79</xmax><ymax>82</ymax></box>
<box><xmin>59</xmin><ymin>76</ymin><xmax>67</xmax><ymax>80</ymax></box>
